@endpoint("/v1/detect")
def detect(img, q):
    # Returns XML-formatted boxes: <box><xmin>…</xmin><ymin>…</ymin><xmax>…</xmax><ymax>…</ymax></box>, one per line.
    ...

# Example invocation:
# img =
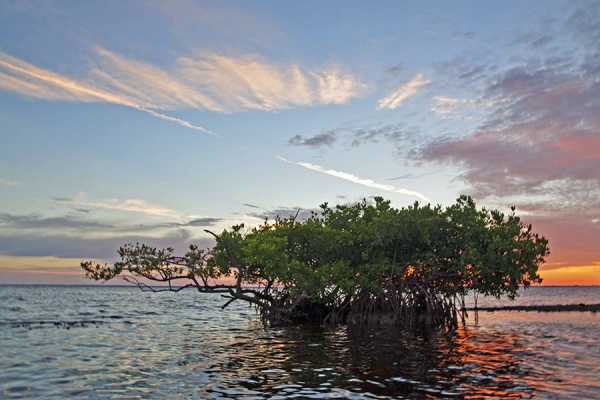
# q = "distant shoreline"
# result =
<box><xmin>466</xmin><ymin>304</ymin><xmax>600</xmax><ymax>312</ymax></box>
<box><xmin>1</xmin><ymin>285</ymin><xmax>598</xmax><ymax>313</ymax></box>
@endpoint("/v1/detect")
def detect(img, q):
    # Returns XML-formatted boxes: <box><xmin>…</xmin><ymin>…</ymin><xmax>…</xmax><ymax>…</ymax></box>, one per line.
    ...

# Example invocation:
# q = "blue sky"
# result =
<box><xmin>1</xmin><ymin>0</ymin><xmax>599</xmax><ymax>285</ymax></box>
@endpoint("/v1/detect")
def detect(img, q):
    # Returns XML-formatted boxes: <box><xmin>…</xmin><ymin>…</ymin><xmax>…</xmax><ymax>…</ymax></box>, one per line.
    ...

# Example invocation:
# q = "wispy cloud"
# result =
<box><xmin>0</xmin><ymin>50</ymin><xmax>215</xmax><ymax>135</ymax></box>
<box><xmin>377</xmin><ymin>72</ymin><xmax>431</xmax><ymax>110</ymax></box>
<box><xmin>167</xmin><ymin>52</ymin><xmax>365</xmax><ymax>111</ymax></box>
<box><xmin>288</xmin><ymin>123</ymin><xmax>422</xmax><ymax>157</ymax></box>
<box><xmin>56</xmin><ymin>193</ymin><xmax>198</xmax><ymax>220</ymax></box>
<box><xmin>277</xmin><ymin>156</ymin><xmax>430</xmax><ymax>202</ymax></box>
<box><xmin>430</xmin><ymin>96</ymin><xmax>488</xmax><ymax>121</ymax></box>
<box><xmin>0</xmin><ymin>48</ymin><xmax>365</xmax><ymax>133</ymax></box>
<box><xmin>134</xmin><ymin>106</ymin><xmax>217</xmax><ymax>135</ymax></box>
<box><xmin>0</xmin><ymin>178</ymin><xmax>19</xmax><ymax>186</ymax></box>
<box><xmin>349</xmin><ymin>123</ymin><xmax>420</xmax><ymax>149</ymax></box>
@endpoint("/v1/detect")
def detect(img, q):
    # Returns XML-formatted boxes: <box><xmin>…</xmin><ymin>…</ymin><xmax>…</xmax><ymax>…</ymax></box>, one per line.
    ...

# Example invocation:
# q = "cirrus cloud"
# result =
<box><xmin>277</xmin><ymin>156</ymin><xmax>430</xmax><ymax>202</ymax></box>
<box><xmin>54</xmin><ymin>193</ymin><xmax>198</xmax><ymax>220</ymax></box>
<box><xmin>377</xmin><ymin>72</ymin><xmax>431</xmax><ymax>110</ymax></box>
<box><xmin>0</xmin><ymin>47</ymin><xmax>366</xmax><ymax>135</ymax></box>
<box><xmin>0</xmin><ymin>50</ymin><xmax>216</xmax><ymax>135</ymax></box>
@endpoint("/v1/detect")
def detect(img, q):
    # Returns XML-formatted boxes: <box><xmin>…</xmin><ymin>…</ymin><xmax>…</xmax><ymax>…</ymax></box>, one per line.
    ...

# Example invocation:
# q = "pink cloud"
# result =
<box><xmin>424</xmin><ymin>61</ymin><xmax>600</xmax><ymax>197</ymax></box>
<box><xmin>523</xmin><ymin>211</ymin><xmax>600</xmax><ymax>270</ymax></box>
<box><xmin>419</xmin><ymin>8</ymin><xmax>600</xmax><ymax>279</ymax></box>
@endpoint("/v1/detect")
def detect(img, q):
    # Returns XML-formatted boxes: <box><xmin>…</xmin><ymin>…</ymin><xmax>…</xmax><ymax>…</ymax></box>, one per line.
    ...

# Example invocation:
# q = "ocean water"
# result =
<box><xmin>0</xmin><ymin>285</ymin><xmax>598</xmax><ymax>399</ymax></box>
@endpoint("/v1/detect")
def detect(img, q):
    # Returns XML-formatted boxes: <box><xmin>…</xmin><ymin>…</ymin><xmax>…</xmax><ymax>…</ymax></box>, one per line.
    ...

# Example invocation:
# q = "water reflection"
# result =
<box><xmin>195</xmin><ymin>320</ymin><xmax>561</xmax><ymax>398</ymax></box>
<box><xmin>1</xmin><ymin>287</ymin><xmax>598</xmax><ymax>399</ymax></box>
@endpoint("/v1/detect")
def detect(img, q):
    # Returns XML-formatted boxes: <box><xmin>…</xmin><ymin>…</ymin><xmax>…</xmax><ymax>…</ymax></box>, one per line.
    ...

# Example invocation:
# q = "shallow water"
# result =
<box><xmin>0</xmin><ymin>285</ymin><xmax>598</xmax><ymax>399</ymax></box>
<box><xmin>462</xmin><ymin>286</ymin><xmax>600</xmax><ymax>308</ymax></box>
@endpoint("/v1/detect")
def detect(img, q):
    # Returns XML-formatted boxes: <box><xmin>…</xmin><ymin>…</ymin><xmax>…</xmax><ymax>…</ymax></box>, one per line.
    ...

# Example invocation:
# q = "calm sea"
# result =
<box><xmin>0</xmin><ymin>285</ymin><xmax>598</xmax><ymax>399</ymax></box>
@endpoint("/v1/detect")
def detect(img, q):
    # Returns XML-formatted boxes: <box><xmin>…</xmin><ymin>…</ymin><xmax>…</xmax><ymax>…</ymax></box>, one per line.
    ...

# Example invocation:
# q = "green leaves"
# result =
<box><xmin>208</xmin><ymin>195</ymin><xmax>549</xmax><ymax>300</ymax></box>
<box><xmin>80</xmin><ymin>195</ymin><xmax>549</xmax><ymax>326</ymax></box>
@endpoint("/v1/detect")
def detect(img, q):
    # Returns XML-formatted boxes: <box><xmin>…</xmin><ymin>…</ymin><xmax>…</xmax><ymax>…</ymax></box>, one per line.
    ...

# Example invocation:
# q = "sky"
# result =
<box><xmin>0</xmin><ymin>0</ymin><xmax>598</xmax><ymax>286</ymax></box>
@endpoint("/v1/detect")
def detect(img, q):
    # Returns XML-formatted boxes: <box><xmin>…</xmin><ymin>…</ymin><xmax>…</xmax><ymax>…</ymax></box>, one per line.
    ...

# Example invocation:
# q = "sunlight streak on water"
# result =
<box><xmin>0</xmin><ymin>285</ymin><xmax>598</xmax><ymax>398</ymax></box>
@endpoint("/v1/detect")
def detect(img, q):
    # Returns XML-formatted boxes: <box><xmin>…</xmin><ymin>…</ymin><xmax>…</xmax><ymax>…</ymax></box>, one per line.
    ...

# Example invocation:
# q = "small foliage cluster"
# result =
<box><xmin>81</xmin><ymin>195</ymin><xmax>549</xmax><ymax>329</ymax></box>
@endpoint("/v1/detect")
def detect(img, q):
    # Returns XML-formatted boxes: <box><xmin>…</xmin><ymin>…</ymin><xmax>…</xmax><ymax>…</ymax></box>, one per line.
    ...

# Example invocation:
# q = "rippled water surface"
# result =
<box><xmin>1</xmin><ymin>285</ymin><xmax>598</xmax><ymax>399</ymax></box>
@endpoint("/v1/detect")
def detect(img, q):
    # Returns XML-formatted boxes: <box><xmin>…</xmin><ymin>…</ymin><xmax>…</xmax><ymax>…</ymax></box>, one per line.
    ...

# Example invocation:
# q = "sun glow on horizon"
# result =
<box><xmin>1</xmin><ymin>253</ymin><xmax>598</xmax><ymax>287</ymax></box>
<box><xmin>538</xmin><ymin>264</ymin><xmax>600</xmax><ymax>286</ymax></box>
<box><xmin>0</xmin><ymin>255</ymin><xmax>93</xmax><ymax>284</ymax></box>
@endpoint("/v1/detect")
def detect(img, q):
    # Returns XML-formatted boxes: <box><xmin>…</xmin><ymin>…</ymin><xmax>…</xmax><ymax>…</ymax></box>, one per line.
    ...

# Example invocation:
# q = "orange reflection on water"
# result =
<box><xmin>444</xmin><ymin>311</ymin><xmax>600</xmax><ymax>399</ymax></box>
<box><xmin>444</xmin><ymin>321</ymin><xmax>537</xmax><ymax>398</ymax></box>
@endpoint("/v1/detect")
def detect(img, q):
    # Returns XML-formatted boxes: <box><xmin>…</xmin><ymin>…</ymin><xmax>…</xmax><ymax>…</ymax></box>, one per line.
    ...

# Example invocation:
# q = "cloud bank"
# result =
<box><xmin>416</xmin><ymin>5</ymin><xmax>600</xmax><ymax>268</ymax></box>
<box><xmin>0</xmin><ymin>205</ymin><xmax>220</xmax><ymax>261</ymax></box>
<box><xmin>0</xmin><ymin>225</ymin><xmax>210</xmax><ymax>260</ymax></box>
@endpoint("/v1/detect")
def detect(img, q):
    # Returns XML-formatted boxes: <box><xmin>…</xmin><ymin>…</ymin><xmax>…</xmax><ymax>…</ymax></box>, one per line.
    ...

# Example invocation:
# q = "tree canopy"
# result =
<box><xmin>81</xmin><ymin>195</ymin><xmax>549</xmax><ymax>329</ymax></box>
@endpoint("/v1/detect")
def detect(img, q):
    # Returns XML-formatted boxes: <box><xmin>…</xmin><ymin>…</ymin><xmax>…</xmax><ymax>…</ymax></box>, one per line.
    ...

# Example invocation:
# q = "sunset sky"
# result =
<box><xmin>0</xmin><ymin>1</ymin><xmax>598</xmax><ymax>286</ymax></box>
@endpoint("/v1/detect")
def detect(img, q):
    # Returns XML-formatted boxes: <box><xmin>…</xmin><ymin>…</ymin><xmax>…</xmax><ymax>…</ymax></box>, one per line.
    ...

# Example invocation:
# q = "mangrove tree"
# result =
<box><xmin>81</xmin><ymin>195</ymin><xmax>549</xmax><ymax>329</ymax></box>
